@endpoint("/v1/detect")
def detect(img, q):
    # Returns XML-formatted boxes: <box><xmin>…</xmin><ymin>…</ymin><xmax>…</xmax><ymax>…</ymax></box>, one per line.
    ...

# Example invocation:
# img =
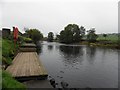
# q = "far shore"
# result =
<box><xmin>48</xmin><ymin>40</ymin><xmax>120</xmax><ymax>49</ymax></box>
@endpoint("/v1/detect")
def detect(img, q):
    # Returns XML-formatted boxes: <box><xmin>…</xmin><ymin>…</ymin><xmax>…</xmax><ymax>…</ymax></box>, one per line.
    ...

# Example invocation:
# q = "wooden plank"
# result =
<box><xmin>34</xmin><ymin>53</ymin><xmax>48</xmax><ymax>75</ymax></box>
<box><xmin>6</xmin><ymin>53</ymin><xmax>23</xmax><ymax>76</ymax></box>
<box><xmin>19</xmin><ymin>48</ymin><xmax>36</xmax><ymax>52</ymax></box>
<box><xmin>6</xmin><ymin>52</ymin><xmax>48</xmax><ymax>79</ymax></box>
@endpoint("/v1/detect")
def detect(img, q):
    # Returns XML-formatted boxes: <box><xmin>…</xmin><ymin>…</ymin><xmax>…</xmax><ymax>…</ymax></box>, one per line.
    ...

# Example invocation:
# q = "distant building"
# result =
<box><xmin>2</xmin><ymin>28</ymin><xmax>11</xmax><ymax>38</ymax></box>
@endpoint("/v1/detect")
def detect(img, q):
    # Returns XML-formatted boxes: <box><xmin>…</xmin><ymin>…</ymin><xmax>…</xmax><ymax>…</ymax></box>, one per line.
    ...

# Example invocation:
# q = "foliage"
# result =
<box><xmin>103</xmin><ymin>34</ymin><xmax>107</xmax><ymax>40</ymax></box>
<box><xmin>59</xmin><ymin>29</ymin><xmax>73</xmax><ymax>44</ymax></box>
<box><xmin>55</xmin><ymin>34</ymin><xmax>60</xmax><ymax>41</ymax></box>
<box><xmin>59</xmin><ymin>24</ymin><xmax>85</xmax><ymax>44</ymax></box>
<box><xmin>2</xmin><ymin>70</ymin><xmax>26</xmax><ymax>89</ymax></box>
<box><xmin>23</xmin><ymin>37</ymin><xmax>32</xmax><ymax>43</ymax></box>
<box><xmin>97</xmin><ymin>34</ymin><xmax>118</xmax><ymax>43</ymax></box>
<box><xmin>87</xmin><ymin>28</ymin><xmax>98</xmax><ymax>42</ymax></box>
<box><xmin>47</xmin><ymin>32</ymin><xmax>54</xmax><ymax>42</ymax></box>
<box><xmin>25</xmin><ymin>29</ymin><xmax>43</xmax><ymax>44</ymax></box>
<box><xmin>118</xmin><ymin>33</ymin><xmax>120</xmax><ymax>45</ymax></box>
<box><xmin>2</xmin><ymin>56</ymin><xmax>12</xmax><ymax>65</ymax></box>
<box><xmin>2</xmin><ymin>39</ymin><xmax>16</xmax><ymax>65</ymax></box>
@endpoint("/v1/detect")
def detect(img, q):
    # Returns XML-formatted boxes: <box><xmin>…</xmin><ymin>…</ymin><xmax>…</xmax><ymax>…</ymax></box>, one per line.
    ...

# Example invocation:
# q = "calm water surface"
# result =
<box><xmin>39</xmin><ymin>41</ymin><xmax>118</xmax><ymax>88</ymax></box>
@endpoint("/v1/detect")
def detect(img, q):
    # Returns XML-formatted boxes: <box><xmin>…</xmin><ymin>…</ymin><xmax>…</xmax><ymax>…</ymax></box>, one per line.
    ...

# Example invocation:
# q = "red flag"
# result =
<box><xmin>13</xmin><ymin>27</ymin><xmax>18</xmax><ymax>40</ymax></box>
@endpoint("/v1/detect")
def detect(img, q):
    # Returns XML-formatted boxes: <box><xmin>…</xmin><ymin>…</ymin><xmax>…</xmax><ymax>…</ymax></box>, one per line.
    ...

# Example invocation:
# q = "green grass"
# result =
<box><xmin>2</xmin><ymin>39</ymin><xmax>18</xmax><ymax>65</ymax></box>
<box><xmin>97</xmin><ymin>34</ymin><xmax>118</xmax><ymax>41</ymax></box>
<box><xmin>2</xmin><ymin>39</ymin><xmax>15</xmax><ymax>57</ymax></box>
<box><xmin>0</xmin><ymin>38</ymin><xmax>2</xmax><ymax>64</ymax></box>
<box><xmin>2</xmin><ymin>70</ymin><xmax>26</xmax><ymax>89</ymax></box>
<box><xmin>2</xmin><ymin>38</ymin><xmax>26</xmax><ymax>89</ymax></box>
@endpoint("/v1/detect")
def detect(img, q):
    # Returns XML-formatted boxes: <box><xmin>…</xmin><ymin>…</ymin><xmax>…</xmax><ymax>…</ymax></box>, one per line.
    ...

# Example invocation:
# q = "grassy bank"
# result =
<box><xmin>2</xmin><ymin>70</ymin><xmax>26</xmax><ymax>89</ymax></box>
<box><xmin>79</xmin><ymin>40</ymin><xmax>119</xmax><ymax>49</ymax></box>
<box><xmin>97</xmin><ymin>34</ymin><xmax>118</xmax><ymax>42</ymax></box>
<box><xmin>2</xmin><ymin>39</ymin><xmax>16</xmax><ymax>65</ymax></box>
<box><xmin>79</xmin><ymin>34</ymin><xmax>120</xmax><ymax>49</ymax></box>
<box><xmin>2</xmin><ymin>38</ymin><xmax>26</xmax><ymax>89</ymax></box>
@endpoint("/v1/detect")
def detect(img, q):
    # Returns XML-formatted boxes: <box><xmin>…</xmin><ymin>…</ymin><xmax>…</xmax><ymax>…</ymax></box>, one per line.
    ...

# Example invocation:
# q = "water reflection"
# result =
<box><xmin>48</xmin><ymin>45</ymin><xmax>53</xmax><ymax>51</ymax></box>
<box><xmin>59</xmin><ymin>45</ymin><xmax>83</xmax><ymax>56</ymax></box>
<box><xmin>59</xmin><ymin>45</ymin><xmax>84</xmax><ymax>65</ymax></box>
<box><xmin>39</xmin><ymin>41</ymin><xmax>118</xmax><ymax>88</ymax></box>
<box><xmin>36</xmin><ymin>42</ymin><xmax>43</xmax><ymax>54</ymax></box>
<box><xmin>86</xmin><ymin>47</ymin><xmax>96</xmax><ymax>64</ymax></box>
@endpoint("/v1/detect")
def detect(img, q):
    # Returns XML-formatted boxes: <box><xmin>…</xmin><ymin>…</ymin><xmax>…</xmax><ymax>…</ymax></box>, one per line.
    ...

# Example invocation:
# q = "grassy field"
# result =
<box><xmin>97</xmin><ymin>34</ymin><xmax>118</xmax><ymax>43</ymax></box>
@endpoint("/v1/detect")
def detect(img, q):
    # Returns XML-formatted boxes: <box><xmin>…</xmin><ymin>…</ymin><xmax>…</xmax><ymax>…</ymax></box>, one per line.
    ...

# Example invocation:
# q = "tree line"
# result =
<box><xmin>47</xmin><ymin>24</ymin><xmax>98</xmax><ymax>44</ymax></box>
<box><xmin>24</xmin><ymin>24</ymin><xmax>103</xmax><ymax>44</ymax></box>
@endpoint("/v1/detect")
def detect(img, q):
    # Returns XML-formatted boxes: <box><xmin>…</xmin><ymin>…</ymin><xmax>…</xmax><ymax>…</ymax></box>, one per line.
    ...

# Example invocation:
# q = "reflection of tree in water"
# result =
<box><xmin>36</xmin><ymin>42</ymin><xmax>43</xmax><ymax>54</ymax></box>
<box><xmin>86</xmin><ymin>46</ymin><xmax>96</xmax><ymax>64</ymax></box>
<box><xmin>59</xmin><ymin>46</ymin><xmax>82</xmax><ymax>56</ymax></box>
<box><xmin>48</xmin><ymin>45</ymin><xmax>53</xmax><ymax>51</ymax></box>
<box><xmin>59</xmin><ymin>45</ymin><xmax>84</xmax><ymax>65</ymax></box>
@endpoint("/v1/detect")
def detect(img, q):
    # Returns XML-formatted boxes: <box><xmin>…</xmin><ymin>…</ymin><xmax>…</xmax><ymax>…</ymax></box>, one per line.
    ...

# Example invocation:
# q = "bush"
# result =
<box><xmin>23</xmin><ymin>37</ymin><xmax>32</xmax><ymax>43</ymax></box>
<box><xmin>25</xmin><ymin>29</ymin><xmax>43</xmax><ymax>44</ymax></box>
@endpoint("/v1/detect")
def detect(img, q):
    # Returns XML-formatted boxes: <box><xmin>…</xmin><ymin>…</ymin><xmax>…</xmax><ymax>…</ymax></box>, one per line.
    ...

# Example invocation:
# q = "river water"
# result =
<box><xmin>39</xmin><ymin>41</ymin><xmax>119</xmax><ymax>88</ymax></box>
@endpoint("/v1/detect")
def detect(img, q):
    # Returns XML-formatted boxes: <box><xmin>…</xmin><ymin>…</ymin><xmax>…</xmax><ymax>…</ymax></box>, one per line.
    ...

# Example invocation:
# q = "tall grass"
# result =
<box><xmin>2</xmin><ymin>39</ymin><xmax>18</xmax><ymax>65</ymax></box>
<box><xmin>2</xmin><ymin>39</ymin><xmax>26</xmax><ymax>89</ymax></box>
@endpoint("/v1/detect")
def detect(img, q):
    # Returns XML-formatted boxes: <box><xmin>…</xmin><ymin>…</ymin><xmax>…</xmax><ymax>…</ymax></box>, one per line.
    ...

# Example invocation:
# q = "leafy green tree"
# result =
<box><xmin>59</xmin><ymin>24</ymin><xmax>73</xmax><ymax>43</ymax></box>
<box><xmin>103</xmin><ymin>34</ymin><xmax>107</xmax><ymax>40</ymax></box>
<box><xmin>80</xmin><ymin>26</ymin><xmax>86</xmax><ymax>37</ymax></box>
<box><xmin>59</xmin><ymin>24</ymin><xmax>85</xmax><ymax>44</ymax></box>
<box><xmin>25</xmin><ymin>29</ymin><xmax>43</xmax><ymax>44</ymax></box>
<box><xmin>55</xmin><ymin>34</ymin><xmax>60</xmax><ymax>41</ymax></box>
<box><xmin>87</xmin><ymin>28</ymin><xmax>98</xmax><ymax>42</ymax></box>
<box><xmin>47</xmin><ymin>32</ymin><xmax>54</xmax><ymax>42</ymax></box>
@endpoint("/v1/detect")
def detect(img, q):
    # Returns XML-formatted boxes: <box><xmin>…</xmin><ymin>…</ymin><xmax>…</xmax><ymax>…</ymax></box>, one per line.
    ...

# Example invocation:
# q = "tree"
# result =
<box><xmin>59</xmin><ymin>24</ymin><xmax>85</xmax><ymax>44</ymax></box>
<box><xmin>87</xmin><ymin>28</ymin><xmax>98</xmax><ymax>42</ymax></box>
<box><xmin>48</xmin><ymin>32</ymin><xmax>54</xmax><ymax>42</ymax></box>
<box><xmin>25</xmin><ymin>29</ymin><xmax>43</xmax><ymax>44</ymax></box>
<box><xmin>80</xmin><ymin>26</ymin><xmax>86</xmax><ymax>37</ymax></box>
<box><xmin>55</xmin><ymin>34</ymin><xmax>60</xmax><ymax>41</ymax></box>
<box><xmin>103</xmin><ymin>34</ymin><xmax>107</xmax><ymax>40</ymax></box>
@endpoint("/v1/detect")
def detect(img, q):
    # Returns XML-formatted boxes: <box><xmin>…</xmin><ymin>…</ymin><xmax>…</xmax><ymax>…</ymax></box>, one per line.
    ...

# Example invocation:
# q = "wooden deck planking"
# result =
<box><xmin>6</xmin><ymin>52</ymin><xmax>48</xmax><ymax>78</ymax></box>
<box><xmin>19</xmin><ymin>48</ymin><xmax>36</xmax><ymax>52</ymax></box>
<box><xmin>7</xmin><ymin>53</ymin><xmax>23</xmax><ymax>76</ymax></box>
<box><xmin>35</xmin><ymin>53</ymin><xmax>48</xmax><ymax>75</ymax></box>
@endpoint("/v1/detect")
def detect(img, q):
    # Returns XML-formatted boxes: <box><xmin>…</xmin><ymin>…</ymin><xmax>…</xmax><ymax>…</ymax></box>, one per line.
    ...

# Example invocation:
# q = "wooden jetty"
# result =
<box><xmin>6</xmin><ymin>43</ymin><xmax>48</xmax><ymax>81</ymax></box>
<box><xmin>20</xmin><ymin>43</ymin><xmax>36</xmax><ymax>52</ymax></box>
<box><xmin>20</xmin><ymin>43</ymin><xmax>36</xmax><ymax>48</ymax></box>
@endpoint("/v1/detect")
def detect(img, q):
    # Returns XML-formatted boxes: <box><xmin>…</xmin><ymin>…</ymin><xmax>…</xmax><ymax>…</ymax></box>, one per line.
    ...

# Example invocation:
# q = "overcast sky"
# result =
<box><xmin>1</xmin><ymin>0</ymin><xmax>119</xmax><ymax>36</ymax></box>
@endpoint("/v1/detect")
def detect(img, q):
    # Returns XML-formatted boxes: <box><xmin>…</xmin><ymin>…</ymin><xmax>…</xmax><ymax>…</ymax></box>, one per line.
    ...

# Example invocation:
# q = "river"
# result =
<box><xmin>38</xmin><ymin>41</ymin><xmax>118</xmax><ymax>88</ymax></box>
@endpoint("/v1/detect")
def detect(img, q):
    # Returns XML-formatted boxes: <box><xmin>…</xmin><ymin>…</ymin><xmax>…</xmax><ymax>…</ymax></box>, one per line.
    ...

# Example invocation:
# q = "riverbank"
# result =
<box><xmin>79</xmin><ymin>41</ymin><xmax>120</xmax><ymax>49</ymax></box>
<box><xmin>2</xmin><ymin>38</ymin><xmax>27</xmax><ymax>89</ymax></box>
